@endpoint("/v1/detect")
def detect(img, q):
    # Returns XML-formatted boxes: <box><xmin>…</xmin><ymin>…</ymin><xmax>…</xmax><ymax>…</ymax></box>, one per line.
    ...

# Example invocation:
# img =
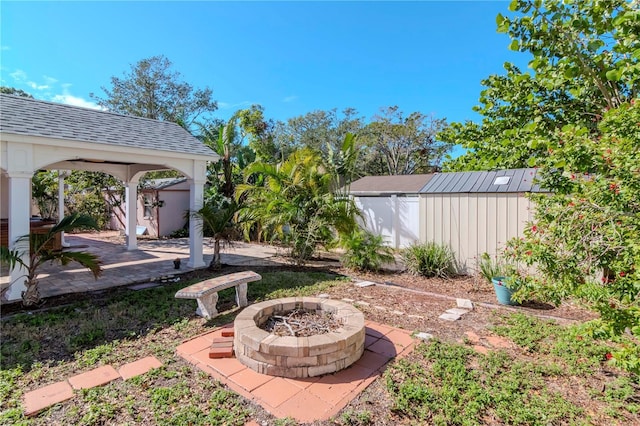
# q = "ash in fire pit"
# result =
<box><xmin>261</xmin><ymin>308</ymin><xmax>343</xmax><ymax>337</ymax></box>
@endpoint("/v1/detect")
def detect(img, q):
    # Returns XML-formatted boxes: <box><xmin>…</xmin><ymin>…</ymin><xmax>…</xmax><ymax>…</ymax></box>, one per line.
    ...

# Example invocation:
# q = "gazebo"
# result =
<box><xmin>0</xmin><ymin>93</ymin><xmax>219</xmax><ymax>301</ymax></box>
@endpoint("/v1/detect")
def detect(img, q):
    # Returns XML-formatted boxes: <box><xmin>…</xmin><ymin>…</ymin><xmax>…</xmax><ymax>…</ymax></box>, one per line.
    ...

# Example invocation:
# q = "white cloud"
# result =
<box><xmin>27</xmin><ymin>81</ymin><xmax>50</xmax><ymax>90</ymax></box>
<box><xmin>10</xmin><ymin>69</ymin><xmax>27</xmax><ymax>83</ymax></box>
<box><xmin>51</xmin><ymin>93</ymin><xmax>102</xmax><ymax>110</ymax></box>
<box><xmin>282</xmin><ymin>95</ymin><xmax>298</xmax><ymax>103</ymax></box>
<box><xmin>1</xmin><ymin>46</ymin><xmax>9</xmax><ymax>51</ymax></box>
<box><xmin>217</xmin><ymin>100</ymin><xmax>253</xmax><ymax>110</ymax></box>
<box><xmin>9</xmin><ymin>70</ymin><xmax>53</xmax><ymax>91</ymax></box>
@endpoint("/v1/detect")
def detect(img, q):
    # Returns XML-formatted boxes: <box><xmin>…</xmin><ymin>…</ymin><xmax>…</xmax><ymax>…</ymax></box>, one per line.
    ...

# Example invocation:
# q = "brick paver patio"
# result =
<box><xmin>177</xmin><ymin>320</ymin><xmax>416</xmax><ymax>423</ymax></box>
<box><xmin>1</xmin><ymin>232</ymin><xmax>281</xmax><ymax>300</ymax></box>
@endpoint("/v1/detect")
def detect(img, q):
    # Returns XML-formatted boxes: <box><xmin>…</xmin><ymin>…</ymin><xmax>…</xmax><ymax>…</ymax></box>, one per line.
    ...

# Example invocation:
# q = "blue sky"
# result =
<box><xmin>1</xmin><ymin>1</ymin><xmax>528</xmax><ymax>147</ymax></box>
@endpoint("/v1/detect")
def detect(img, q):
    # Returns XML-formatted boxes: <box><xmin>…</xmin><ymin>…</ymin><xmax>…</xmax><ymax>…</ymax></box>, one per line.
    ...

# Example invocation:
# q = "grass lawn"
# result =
<box><xmin>1</xmin><ymin>269</ymin><xmax>638</xmax><ymax>425</ymax></box>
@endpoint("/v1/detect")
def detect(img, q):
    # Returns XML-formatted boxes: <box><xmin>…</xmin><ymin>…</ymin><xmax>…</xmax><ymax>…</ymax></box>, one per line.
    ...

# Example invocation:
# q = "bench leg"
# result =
<box><xmin>195</xmin><ymin>293</ymin><xmax>219</xmax><ymax>319</ymax></box>
<box><xmin>235</xmin><ymin>282</ymin><xmax>248</xmax><ymax>307</ymax></box>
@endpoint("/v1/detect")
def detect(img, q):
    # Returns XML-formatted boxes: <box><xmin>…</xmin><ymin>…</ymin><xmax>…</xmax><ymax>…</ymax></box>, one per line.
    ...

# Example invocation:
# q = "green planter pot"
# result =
<box><xmin>491</xmin><ymin>276</ymin><xmax>518</xmax><ymax>305</ymax></box>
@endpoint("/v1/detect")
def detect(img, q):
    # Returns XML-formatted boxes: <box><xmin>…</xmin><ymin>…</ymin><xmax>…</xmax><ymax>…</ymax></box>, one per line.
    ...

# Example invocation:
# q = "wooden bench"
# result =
<box><xmin>175</xmin><ymin>271</ymin><xmax>262</xmax><ymax>319</ymax></box>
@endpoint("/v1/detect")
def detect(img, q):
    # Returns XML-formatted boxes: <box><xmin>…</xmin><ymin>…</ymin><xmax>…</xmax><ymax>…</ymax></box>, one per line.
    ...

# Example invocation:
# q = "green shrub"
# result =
<box><xmin>478</xmin><ymin>252</ymin><xmax>505</xmax><ymax>283</ymax></box>
<box><xmin>340</xmin><ymin>229</ymin><xmax>395</xmax><ymax>272</ymax></box>
<box><xmin>402</xmin><ymin>242</ymin><xmax>457</xmax><ymax>278</ymax></box>
<box><xmin>67</xmin><ymin>192</ymin><xmax>111</xmax><ymax>230</ymax></box>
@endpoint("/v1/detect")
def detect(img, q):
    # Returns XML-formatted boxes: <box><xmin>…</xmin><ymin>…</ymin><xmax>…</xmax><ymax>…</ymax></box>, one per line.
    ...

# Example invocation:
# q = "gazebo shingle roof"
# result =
<box><xmin>0</xmin><ymin>94</ymin><xmax>215</xmax><ymax>157</ymax></box>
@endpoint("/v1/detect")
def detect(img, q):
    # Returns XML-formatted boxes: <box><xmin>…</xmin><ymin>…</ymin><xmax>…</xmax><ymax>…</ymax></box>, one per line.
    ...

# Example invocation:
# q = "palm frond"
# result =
<box><xmin>44</xmin><ymin>251</ymin><xmax>103</xmax><ymax>279</ymax></box>
<box><xmin>0</xmin><ymin>246</ymin><xmax>27</xmax><ymax>270</ymax></box>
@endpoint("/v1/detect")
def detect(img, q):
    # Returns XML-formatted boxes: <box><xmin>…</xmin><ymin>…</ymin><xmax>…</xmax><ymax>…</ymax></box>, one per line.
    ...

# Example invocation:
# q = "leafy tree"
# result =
<box><xmin>445</xmin><ymin>0</ymin><xmax>639</xmax><ymax>373</ymax></box>
<box><xmin>278</xmin><ymin>108</ymin><xmax>364</xmax><ymax>157</ymax></box>
<box><xmin>0</xmin><ymin>86</ymin><xmax>33</xmax><ymax>98</ymax></box>
<box><xmin>32</xmin><ymin>171</ymin><xmax>58</xmax><ymax>220</ymax></box>
<box><xmin>505</xmin><ymin>101</ymin><xmax>639</xmax><ymax>373</ymax></box>
<box><xmin>65</xmin><ymin>171</ymin><xmax>124</xmax><ymax>229</ymax></box>
<box><xmin>236</xmin><ymin>148</ymin><xmax>359</xmax><ymax>263</ymax></box>
<box><xmin>91</xmin><ymin>55</ymin><xmax>217</xmax><ymax>130</ymax></box>
<box><xmin>1</xmin><ymin>213</ymin><xmax>102</xmax><ymax>306</ymax></box>
<box><xmin>236</xmin><ymin>105</ymin><xmax>284</xmax><ymax>163</ymax></box>
<box><xmin>361</xmin><ymin>106</ymin><xmax>449</xmax><ymax>175</ymax></box>
<box><xmin>443</xmin><ymin>0</ymin><xmax>639</xmax><ymax>171</ymax></box>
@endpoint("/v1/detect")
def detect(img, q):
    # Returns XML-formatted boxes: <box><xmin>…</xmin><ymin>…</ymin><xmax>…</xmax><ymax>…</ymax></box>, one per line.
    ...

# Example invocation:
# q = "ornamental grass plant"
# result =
<box><xmin>402</xmin><ymin>242</ymin><xmax>457</xmax><ymax>278</ymax></box>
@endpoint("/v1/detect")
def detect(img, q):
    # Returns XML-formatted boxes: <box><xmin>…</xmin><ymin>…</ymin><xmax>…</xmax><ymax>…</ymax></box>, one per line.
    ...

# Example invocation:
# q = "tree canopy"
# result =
<box><xmin>0</xmin><ymin>86</ymin><xmax>34</xmax><ymax>98</ymax></box>
<box><xmin>360</xmin><ymin>106</ymin><xmax>449</xmax><ymax>175</ymax></box>
<box><xmin>91</xmin><ymin>55</ymin><xmax>217</xmax><ymax>130</ymax></box>
<box><xmin>440</xmin><ymin>0</ymin><xmax>639</xmax><ymax>372</ymax></box>
<box><xmin>442</xmin><ymin>0</ymin><xmax>639</xmax><ymax>171</ymax></box>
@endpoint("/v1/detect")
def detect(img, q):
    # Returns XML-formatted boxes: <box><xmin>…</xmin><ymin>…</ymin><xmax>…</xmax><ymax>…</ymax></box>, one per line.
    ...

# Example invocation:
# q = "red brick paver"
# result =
<box><xmin>253</xmin><ymin>377</ymin><xmax>302</xmax><ymax>408</ymax></box>
<box><xmin>473</xmin><ymin>345</ymin><xmax>490</xmax><ymax>355</ymax></box>
<box><xmin>23</xmin><ymin>381</ymin><xmax>74</xmax><ymax>416</ymax></box>
<box><xmin>177</xmin><ymin>321</ymin><xmax>415</xmax><ymax>423</ymax></box>
<box><xmin>486</xmin><ymin>335</ymin><xmax>512</xmax><ymax>349</ymax></box>
<box><xmin>229</xmin><ymin>367</ymin><xmax>274</xmax><ymax>392</ymax></box>
<box><xmin>118</xmin><ymin>356</ymin><xmax>163</xmax><ymax>380</ymax></box>
<box><xmin>176</xmin><ymin>336</ymin><xmax>211</xmax><ymax>356</ymax></box>
<box><xmin>67</xmin><ymin>365</ymin><xmax>120</xmax><ymax>390</ymax></box>
<box><xmin>273</xmin><ymin>390</ymin><xmax>333</xmax><ymax>422</ymax></box>
<box><xmin>464</xmin><ymin>330</ymin><xmax>481</xmax><ymax>344</ymax></box>
<box><xmin>209</xmin><ymin>346</ymin><xmax>234</xmax><ymax>358</ymax></box>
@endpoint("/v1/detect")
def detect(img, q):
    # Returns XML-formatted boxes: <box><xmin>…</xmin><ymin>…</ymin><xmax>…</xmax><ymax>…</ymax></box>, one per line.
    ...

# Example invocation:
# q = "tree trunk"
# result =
<box><xmin>209</xmin><ymin>239</ymin><xmax>221</xmax><ymax>270</ymax></box>
<box><xmin>21</xmin><ymin>279</ymin><xmax>41</xmax><ymax>307</ymax></box>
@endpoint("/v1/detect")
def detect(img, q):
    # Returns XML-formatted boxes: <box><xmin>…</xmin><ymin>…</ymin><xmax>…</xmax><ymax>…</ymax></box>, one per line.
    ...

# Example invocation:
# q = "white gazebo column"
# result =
<box><xmin>188</xmin><ymin>179</ymin><xmax>206</xmax><ymax>268</ymax></box>
<box><xmin>6</xmin><ymin>172</ymin><xmax>33</xmax><ymax>301</ymax></box>
<box><xmin>58</xmin><ymin>170</ymin><xmax>70</xmax><ymax>247</ymax></box>
<box><xmin>125</xmin><ymin>180</ymin><xmax>139</xmax><ymax>250</ymax></box>
<box><xmin>188</xmin><ymin>161</ymin><xmax>207</xmax><ymax>268</ymax></box>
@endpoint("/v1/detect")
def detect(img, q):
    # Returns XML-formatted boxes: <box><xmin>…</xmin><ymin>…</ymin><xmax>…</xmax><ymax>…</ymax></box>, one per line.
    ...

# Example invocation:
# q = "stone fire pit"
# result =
<box><xmin>234</xmin><ymin>297</ymin><xmax>365</xmax><ymax>378</ymax></box>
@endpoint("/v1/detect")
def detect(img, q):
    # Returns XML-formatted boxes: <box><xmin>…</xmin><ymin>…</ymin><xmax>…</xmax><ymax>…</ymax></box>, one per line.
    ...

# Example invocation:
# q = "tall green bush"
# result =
<box><xmin>402</xmin><ymin>242</ymin><xmax>457</xmax><ymax>278</ymax></box>
<box><xmin>236</xmin><ymin>147</ymin><xmax>359</xmax><ymax>264</ymax></box>
<box><xmin>506</xmin><ymin>102</ymin><xmax>640</xmax><ymax>374</ymax></box>
<box><xmin>66</xmin><ymin>192</ymin><xmax>111</xmax><ymax>230</ymax></box>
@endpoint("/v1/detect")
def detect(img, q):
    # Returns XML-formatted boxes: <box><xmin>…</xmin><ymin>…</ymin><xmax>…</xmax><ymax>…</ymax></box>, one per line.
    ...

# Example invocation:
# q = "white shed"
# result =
<box><xmin>348</xmin><ymin>174</ymin><xmax>434</xmax><ymax>249</ymax></box>
<box><xmin>419</xmin><ymin>168</ymin><xmax>546</xmax><ymax>272</ymax></box>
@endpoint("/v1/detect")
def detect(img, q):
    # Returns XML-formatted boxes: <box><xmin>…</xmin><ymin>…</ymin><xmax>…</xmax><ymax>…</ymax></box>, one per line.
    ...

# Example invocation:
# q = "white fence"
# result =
<box><xmin>354</xmin><ymin>195</ymin><xmax>420</xmax><ymax>249</ymax></box>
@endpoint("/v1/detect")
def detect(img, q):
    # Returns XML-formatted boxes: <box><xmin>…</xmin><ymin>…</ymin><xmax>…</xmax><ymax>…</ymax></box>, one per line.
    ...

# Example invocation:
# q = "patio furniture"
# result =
<box><xmin>174</xmin><ymin>271</ymin><xmax>262</xmax><ymax>319</ymax></box>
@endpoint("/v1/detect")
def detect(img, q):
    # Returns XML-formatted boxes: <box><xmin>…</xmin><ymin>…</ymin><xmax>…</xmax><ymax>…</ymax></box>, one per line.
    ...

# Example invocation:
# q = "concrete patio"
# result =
<box><xmin>1</xmin><ymin>232</ymin><xmax>284</xmax><ymax>300</ymax></box>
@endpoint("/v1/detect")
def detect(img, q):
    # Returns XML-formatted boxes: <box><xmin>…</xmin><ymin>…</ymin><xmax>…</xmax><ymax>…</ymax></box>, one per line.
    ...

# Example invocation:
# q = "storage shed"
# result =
<box><xmin>349</xmin><ymin>174</ymin><xmax>434</xmax><ymax>249</ymax></box>
<box><xmin>419</xmin><ymin>168</ymin><xmax>546</xmax><ymax>272</ymax></box>
<box><xmin>109</xmin><ymin>178</ymin><xmax>190</xmax><ymax>237</ymax></box>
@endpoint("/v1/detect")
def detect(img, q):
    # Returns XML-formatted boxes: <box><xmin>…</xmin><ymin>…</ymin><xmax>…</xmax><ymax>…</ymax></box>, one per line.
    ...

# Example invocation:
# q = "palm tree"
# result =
<box><xmin>199</xmin><ymin>119</ymin><xmax>240</xmax><ymax>198</ymax></box>
<box><xmin>326</xmin><ymin>132</ymin><xmax>360</xmax><ymax>195</ymax></box>
<box><xmin>1</xmin><ymin>213</ymin><xmax>103</xmax><ymax>307</ymax></box>
<box><xmin>191</xmin><ymin>199</ymin><xmax>239</xmax><ymax>270</ymax></box>
<box><xmin>236</xmin><ymin>148</ymin><xmax>360</xmax><ymax>264</ymax></box>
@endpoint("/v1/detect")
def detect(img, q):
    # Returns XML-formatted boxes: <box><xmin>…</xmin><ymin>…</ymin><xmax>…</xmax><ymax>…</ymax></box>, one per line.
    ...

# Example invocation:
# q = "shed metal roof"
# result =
<box><xmin>0</xmin><ymin>94</ymin><xmax>216</xmax><ymax>157</ymax></box>
<box><xmin>348</xmin><ymin>174</ymin><xmax>434</xmax><ymax>195</ymax></box>
<box><xmin>420</xmin><ymin>168</ymin><xmax>546</xmax><ymax>194</ymax></box>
